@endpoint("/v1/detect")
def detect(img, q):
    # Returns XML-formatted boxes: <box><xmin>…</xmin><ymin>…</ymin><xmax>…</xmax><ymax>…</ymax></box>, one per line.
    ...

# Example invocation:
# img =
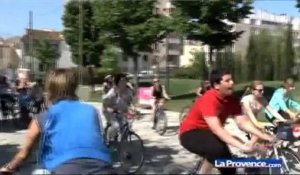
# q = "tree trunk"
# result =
<box><xmin>207</xmin><ymin>46</ymin><xmax>214</xmax><ymax>80</ymax></box>
<box><xmin>133</xmin><ymin>55</ymin><xmax>139</xmax><ymax>89</ymax></box>
<box><xmin>87</xmin><ymin>65</ymin><xmax>95</xmax><ymax>92</ymax></box>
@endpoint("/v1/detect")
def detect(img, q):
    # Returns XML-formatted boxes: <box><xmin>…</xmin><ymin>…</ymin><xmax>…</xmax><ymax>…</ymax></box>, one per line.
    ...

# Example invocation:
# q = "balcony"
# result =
<box><xmin>168</xmin><ymin>49</ymin><xmax>181</xmax><ymax>55</ymax></box>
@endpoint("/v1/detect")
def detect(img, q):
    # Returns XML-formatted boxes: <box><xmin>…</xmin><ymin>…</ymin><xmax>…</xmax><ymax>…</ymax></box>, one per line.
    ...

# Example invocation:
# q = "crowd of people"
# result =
<box><xmin>0</xmin><ymin>73</ymin><xmax>44</xmax><ymax>124</ymax></box>
<box><xmin>0</xmin><ymin>68</ymin><xmax>300</xmax><ymax>174</ymax></box>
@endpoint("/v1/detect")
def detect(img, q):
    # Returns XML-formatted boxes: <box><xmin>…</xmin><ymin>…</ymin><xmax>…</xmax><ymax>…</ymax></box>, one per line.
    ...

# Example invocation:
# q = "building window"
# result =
<box><xmin>154</xmin><ymin>8</ymin><xmax>159</xmax><ymax>14</ymax></box>
<box><xmin>153</xmin><ymin>43</ymin><xmax>159</xmax><ymax>51</ymax></box>
<box><xmin>143</xmin><ymin>55</ymin><xmax>148</xmax><ymax>62</ymax></box>
<box><xmin>39</xmin><ymin>63</ymin><xmax>44</xmax><ymax>72</ymax></box>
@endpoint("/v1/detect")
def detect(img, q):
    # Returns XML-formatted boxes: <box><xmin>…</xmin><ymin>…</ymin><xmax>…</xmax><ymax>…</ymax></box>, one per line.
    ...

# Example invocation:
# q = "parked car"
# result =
<box><xmin>138</xmin><ymin>70</ymin><xmax>155</xmax><ymax>78</ymax></box>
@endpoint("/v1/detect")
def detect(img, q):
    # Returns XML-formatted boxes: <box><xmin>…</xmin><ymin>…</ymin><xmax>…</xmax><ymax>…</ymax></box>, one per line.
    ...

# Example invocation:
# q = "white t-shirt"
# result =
<box><xmin>240</xmin><ymin>94</ymin><xmax>264</xmax><ymax>116</ymax></box>
<box><xmin>102</xmin><ymin>87</ymin><xmax>134</xmax><ymax>112</ymax></box>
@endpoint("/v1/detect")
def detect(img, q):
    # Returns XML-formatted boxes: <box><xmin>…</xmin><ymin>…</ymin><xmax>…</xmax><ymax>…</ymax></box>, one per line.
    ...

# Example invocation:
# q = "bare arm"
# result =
<box><xmin>261</xmin><ymin>97</ymin><xmax>286</xmax><ymax>122</ymax></box>
<box><xmin>196</xmin><ymin>87</ymin><xmax>202</xmax><ymax>96</ymax></box>
<box><xmin>162</xmin><ymin>85</ymin><xmax>170</xmax><ymax>99</ymax></box>
<box><xmin>241</xmin><ymin>101</ymin><xmax>263</xmax><ymax>129</ymax></box>
<box><xmin>265</xmin><ymin>105</ymin><xmax>286</xmax><ymax>122</ymax></box>
<box><xmin>0</xmin><ymin>119</ymin><xmax>40</xmax><ymax>172</ymax></box>
<box><xmin>204</xmin><ymin>116</ymin><xmax>249</xmax><ymax>150</ymax></box>
<box><xmin>234</xmin><ymin>114</ymin><xmax>273</xmax><ymax>142</ymax></box>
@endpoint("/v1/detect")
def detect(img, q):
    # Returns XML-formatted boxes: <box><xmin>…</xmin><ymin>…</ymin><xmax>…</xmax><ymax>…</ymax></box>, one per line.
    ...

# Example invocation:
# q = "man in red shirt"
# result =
<box><xmin>179</xmin><ymin>69</ymin><xmax>274</xmax><ymax>175</ymax></box>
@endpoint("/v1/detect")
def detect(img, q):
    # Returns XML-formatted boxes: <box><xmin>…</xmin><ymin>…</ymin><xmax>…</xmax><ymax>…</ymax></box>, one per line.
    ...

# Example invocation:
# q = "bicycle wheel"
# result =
<box><xmin>118</xmin><ymin>131</ymin><xmax>145</xmax><ymax>174</ymax></box>
<box><xmin>155</xmin><ymin>109</ymin><xmax>167</xmax><ymax>135</ymax></box>
<box><xmin>179</xmin><ymin>106</ymin><xmax>190</xmax><ymax>123</ymax></box>
<box><xmin>104</xmin><ymin>124</ymin><xmax>120</xmax><ymax>146</ymax></box>
<box><xmin>269</xmin><ymin>148</ymin><xmax>300</xmax><ymax>174</ymax></box>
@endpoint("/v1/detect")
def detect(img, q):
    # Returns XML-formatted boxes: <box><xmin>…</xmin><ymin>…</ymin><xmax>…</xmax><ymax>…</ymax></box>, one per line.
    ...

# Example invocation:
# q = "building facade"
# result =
<box><xmin>151</xmin><ymin>0</ymin><xmax>183</xmax><ymax>71</ymax></box>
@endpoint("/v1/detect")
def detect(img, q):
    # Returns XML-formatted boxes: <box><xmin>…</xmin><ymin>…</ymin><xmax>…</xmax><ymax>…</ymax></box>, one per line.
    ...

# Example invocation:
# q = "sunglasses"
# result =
<box><xmin>254</xmin><ymin>88</ymin><xmax>264</xmax><ymax>93</ymax></box>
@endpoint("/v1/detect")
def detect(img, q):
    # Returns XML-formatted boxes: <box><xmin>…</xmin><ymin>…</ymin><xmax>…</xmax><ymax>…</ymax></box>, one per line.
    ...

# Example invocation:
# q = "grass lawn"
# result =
<box><xmin>89</xmin><ymin>90</ymin><xmax>103</xmax><ymax>102</ymax></box>
<box><xmin>164</xmin><ymin>81</ymin><xmax>285</xmax><ymax>112</ymax></box>
<box><xmin>87</xmin><ymin>79</ymin><xmax>300</xmax><ymax>122</ymax></box>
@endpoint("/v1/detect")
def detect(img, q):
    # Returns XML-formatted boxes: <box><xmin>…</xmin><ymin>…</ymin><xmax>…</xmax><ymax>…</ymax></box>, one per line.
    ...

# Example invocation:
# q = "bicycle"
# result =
<box><xmin>178</xmin><ymin>99</ymin><xmax>195</xmax><ymax>123</ymax></box>
<box><xmin>153</xmin><ymin>99</ymin><xmax>168</xmax><ymax>135</ymax></box>
<box><xmin>104</xmin><ymin>111</ymin><xmax>145</xmax><ymax>174</ymax></box>
<box><xmin>263</xmin><ymin>122</ymin><xmax>300</xmax><ymax>174</ymax></box>
<box><xmin>178</xmin><ymin>105</ymin><xmax>190</xmax><ymax>123</ymax></box>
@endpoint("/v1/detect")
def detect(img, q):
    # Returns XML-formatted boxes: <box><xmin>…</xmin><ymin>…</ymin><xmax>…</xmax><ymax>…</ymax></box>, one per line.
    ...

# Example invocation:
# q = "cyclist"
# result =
<box><xmin>102</xmin><ymin>73</ymin><xmax>134</xmax><ymax>138</ymax></box>
<box><xmin>179</xmin><ymin>69</ymin><xmax>274</xmax><ymax>175</ymax></box>
<box><xmin>0</xmin><ymin>75</ymin><xmax>12</xmax><ymax>117</ymax></box>
<box><xmin>240</xmin><ymin>80</ymin><xmax>286</xmax><ymax>147</ymax></box>
<box><xmin>195</xmin><ymin>80</ymin><xmax>211</xmax><ymax>96</ymax></box>
<box><xmin>265</xmin><ymin>77</ymin><xmax>300</xmax><ymax>123</ymax></box>
<box><xmin>103</xmin><ymin>75</ymin><xmax>113</xmax><ymax>94</ymax></box>
<box><xmin>150</xmin><ymin>78</ymin><xmax>170</xmax><ymax>129</ymax></box>
<box><xmin>0</xmin><ymin>68</ymin><xmax>113</xmax><ymax>174</ymax></box>
<box><xmin>30</xmin><ymin>79</ymin><xmax>45</xmax><ymax>113</ymax></box>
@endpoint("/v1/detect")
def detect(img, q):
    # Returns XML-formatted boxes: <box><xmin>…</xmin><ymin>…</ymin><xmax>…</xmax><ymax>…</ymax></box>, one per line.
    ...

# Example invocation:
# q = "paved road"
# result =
<box><xmin>0</xmin><ymin>102</ymin><xmax>300</xmax><ymax>174</ymax></box>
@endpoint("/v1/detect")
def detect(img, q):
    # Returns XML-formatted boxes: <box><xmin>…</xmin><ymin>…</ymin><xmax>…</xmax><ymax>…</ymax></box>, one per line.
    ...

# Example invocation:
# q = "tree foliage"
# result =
<box><xmin>33</xmin><ymin>39</ymin><xmax>60</xmax><ymax>71</ymax></box>
<box><xmin>101</xmin><ymin>45</ymin><xmax>120</xmax><ymax>73</ymax></box>
<box><xmin>93</xmin><ymin>0</ymin><xmax>172</xmax><ymax>86</ymax></box>
<box><xmin>245</xmin><ymin>27</ymin><xmax>295</xmax><ymax>81</ymax></box>
<box><xmin>63</xmin><ymin>0</ymin><xmax>104</xmax><ymax>67</ymax></box>
<box><xmin>172</xmin><ymin>0</ymin><xmax>253</xmax><ymax>70</ymax></box>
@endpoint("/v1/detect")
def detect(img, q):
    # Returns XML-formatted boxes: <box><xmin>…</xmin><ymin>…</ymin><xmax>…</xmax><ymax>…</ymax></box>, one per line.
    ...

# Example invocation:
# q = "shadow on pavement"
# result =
<box><xmin>0</xmin><ymin>143</ymin><xmax>19</xmax><ymax>166</ymax></box>
<box><xmin>141</xmin><ymin>140</ymin><xmax>181</xmax><ymax>174</ymax></box>
<box><xmin>0</xmin><ymin>119</ymin><xmax>30</xmax><ymax>133</ymax></box>
<box><xmin>163</xmin><ymin>126</ymin><xmax>179</xmax><ymax>136</ymax></box>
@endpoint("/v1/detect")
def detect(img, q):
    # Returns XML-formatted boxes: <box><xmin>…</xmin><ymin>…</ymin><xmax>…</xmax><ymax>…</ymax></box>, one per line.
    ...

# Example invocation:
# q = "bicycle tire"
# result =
<box><xmin>179</xmin><ymin>106</ymin><xmax>190</xmax><ymax>123</ymax></box>
<box><xmin>155</xmin><ymin>109</ymin><xmax>167</xmax><ymax>135</ymax></box>
<box><xmin>118</xmin><ymin>131</ymin><xmax>145</xmax><ymax>174</ymax></box>
<box><xmin>104</xmin><ymin>124</ymin><xmax>121</xmax><ymax>146</ymax></box>
<box><xmin>268</xmin><ymin>147</ymin><xmax>300</xmax><ymax>174</ymax></box>
<box><xmin>189</xmin><ymin>158</ymin><xmax>203</xmax><ymax>175</ymax></box>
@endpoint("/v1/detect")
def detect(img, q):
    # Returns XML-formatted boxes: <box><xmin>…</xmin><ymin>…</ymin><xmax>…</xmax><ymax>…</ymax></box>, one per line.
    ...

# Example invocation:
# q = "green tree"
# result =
<box><xmin>172</xmin><ymin>0</ymin><xmax>253</xmax><ymax>77</ymax></box>
<box><xmin>101</xmin><ymin>45</ymin><xmax>121</xmax><ymax>73</ymax></box>
<box><xmin>63</xmin><ymin>0</ymin><xmax>104</xmax><ymax>67</ymax></box>
<box><xmin>273</xmin><ymin>34</ymin><xmax>284</xmax><ymax>80</ymax></box>
<box><xmin>245</xmin><ymin>33</ymin><xmax>257</xmax><ymax>80</ymax></box>
<box><xmin>282</xmin><ymin>23</ymin><xmax>295</xmax><ymax>78</ymax></box>
<box><xmin>297</xmin><ymin>0</ymin><xmax>300</xmax><ymax>9</ymax></box>
<box><xmin>33</xmin><ymin>39</ymin><xmax>60</xmax><ymax>72</ymax></box>
<box><xmin>233</xmin><ymin>52</ymin><xmax>244</xmax><ymax>83</ymax></box>
<box><xmin>93</xmin><ymin>0</ymin><xmax>172</xmax><ymax>87</ymax></box>
<box><xmin>256</xmin><ymin>29</ymin><xmax>275</xmax><ymax>80</ymax></box>
<box><xmin>190</xmin><ymin>51</ymin><xmax>208</xmax><ymax>79</ymax></box>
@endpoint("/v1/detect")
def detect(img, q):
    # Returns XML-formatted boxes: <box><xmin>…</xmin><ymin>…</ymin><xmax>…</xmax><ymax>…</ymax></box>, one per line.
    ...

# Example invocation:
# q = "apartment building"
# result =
<box><xmin>234</xmin><ymin>9</ymin><xmax>300</xmax><ymax>56</ymax></box>
<box><xmin>151</xmin><ymin>0</ymin><xmax>183</xmax><ymax>71</ymax></box>
<box><xmin>180</xmin><ymin>9</ymin><xmax>300</xmax><ymax>67</ymax></box>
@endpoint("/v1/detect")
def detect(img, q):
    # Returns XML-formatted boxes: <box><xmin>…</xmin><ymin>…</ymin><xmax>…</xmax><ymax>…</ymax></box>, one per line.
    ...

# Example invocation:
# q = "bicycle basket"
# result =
<box><xmin>276</xmin><ymin>124</ymin><xmax>295</xmax><ymax>141</ymax></box>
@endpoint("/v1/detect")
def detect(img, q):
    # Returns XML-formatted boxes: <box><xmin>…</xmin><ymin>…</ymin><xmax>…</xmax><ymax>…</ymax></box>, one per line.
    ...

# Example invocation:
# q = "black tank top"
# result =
<box><xmin>152</xmin><ymin>85</ymin><xmax>163</xmax><ymax>99</ymax></box>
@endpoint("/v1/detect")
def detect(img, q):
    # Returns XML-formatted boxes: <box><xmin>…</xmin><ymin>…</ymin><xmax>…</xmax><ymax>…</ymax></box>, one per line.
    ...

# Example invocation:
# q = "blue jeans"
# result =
<box><xmin>53</xmin><ymin>158</ymin><xmax>114</xmax><ymax>174</ymax></box>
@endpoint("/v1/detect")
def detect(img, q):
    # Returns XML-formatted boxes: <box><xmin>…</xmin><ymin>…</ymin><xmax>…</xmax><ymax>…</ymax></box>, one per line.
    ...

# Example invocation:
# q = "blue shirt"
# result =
<box><xmin>38</xmin><ymin>100</ymin><xmax>111</xmax><ymax>171</ymax></box>
<box><xmin>265</xmin><ymin>88</ymin><xmax>300</xmax><ymax>119</ymax></box>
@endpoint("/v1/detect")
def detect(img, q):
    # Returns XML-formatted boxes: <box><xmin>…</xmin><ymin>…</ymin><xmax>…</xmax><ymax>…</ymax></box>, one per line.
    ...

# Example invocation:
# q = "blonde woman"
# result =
<box><xmin>0</xmin><ymin>69</ymin><xmax>112</xmax><ymax>174</ymax></box>
<box><xmin>241</xmin><ymin>80</ymin><xmax>286</xmax><ymax>146</ymax></box>
<box><xmin>150</xmin><ymin>78</ymin><xmax>171</xmax><ymax>129</ymax></box>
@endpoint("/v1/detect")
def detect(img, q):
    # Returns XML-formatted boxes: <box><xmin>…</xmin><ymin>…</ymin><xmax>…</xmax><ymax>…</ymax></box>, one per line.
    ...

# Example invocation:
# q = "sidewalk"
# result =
<box><xmin>1</xmin><ymin>102</ymin><xmax>300</xmax><ymax>174</ymax></box>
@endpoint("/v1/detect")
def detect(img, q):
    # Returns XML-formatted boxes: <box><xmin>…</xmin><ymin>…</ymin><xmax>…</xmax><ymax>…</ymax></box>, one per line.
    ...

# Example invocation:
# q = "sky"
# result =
<box><xmin>0</xmin><ymin>0</ymin><xmax>299</xmax><ymax>38</ymax></box>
